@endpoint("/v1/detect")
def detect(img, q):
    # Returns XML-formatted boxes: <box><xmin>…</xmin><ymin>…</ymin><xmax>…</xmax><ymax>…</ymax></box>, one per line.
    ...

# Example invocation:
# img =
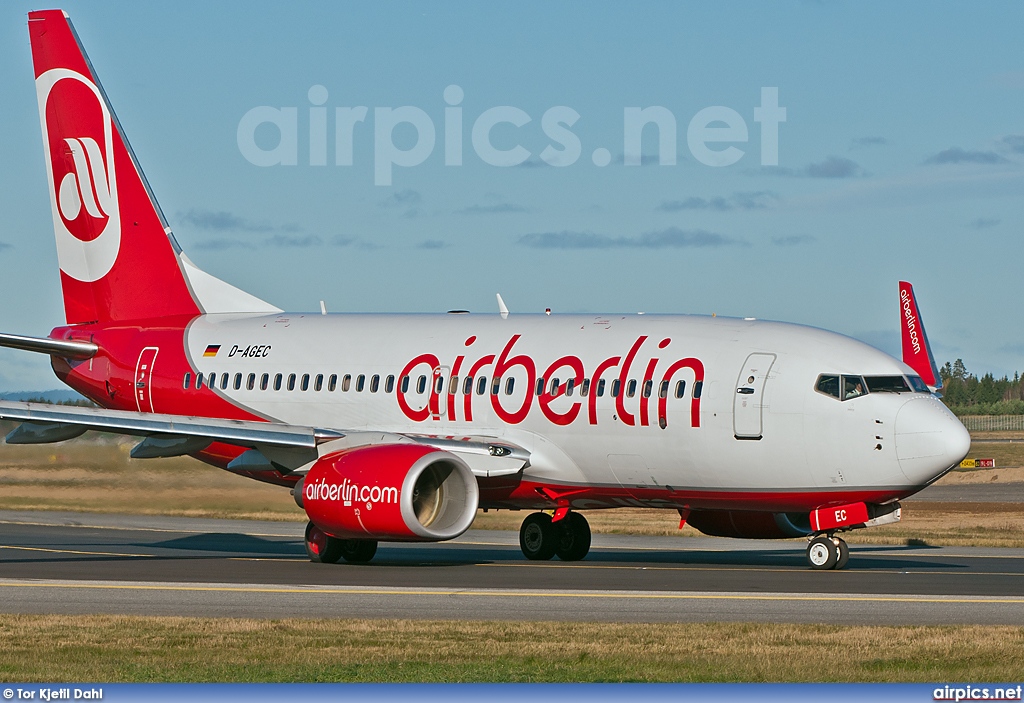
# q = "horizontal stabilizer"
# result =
<box><xmin>0</xmin><ymin>332</ymin><xmax>97</xmax><ymax>359</ymax></box>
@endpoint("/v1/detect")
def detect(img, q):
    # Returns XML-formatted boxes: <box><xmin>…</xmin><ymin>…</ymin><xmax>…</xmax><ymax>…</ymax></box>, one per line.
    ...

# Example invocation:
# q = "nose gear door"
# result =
<box><xmin>733</xmin><ymin>353</ymin><xmax>775</xmax><ymax>440</ymax></box>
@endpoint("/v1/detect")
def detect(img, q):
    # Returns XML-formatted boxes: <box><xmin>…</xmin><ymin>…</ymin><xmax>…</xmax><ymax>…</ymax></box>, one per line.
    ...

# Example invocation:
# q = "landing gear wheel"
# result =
<box><xmin>338</xmin><ymin>539</ymin><xmax>378</xmax><ymax>564</ymax></box>
<box><xmin>834</xmin><ymin>538</ymin><xmax>850</xmax><ymax>570</ymax></box>
<box><xmin>520</xmin><ymin>512</ymin><xmax>558</xmax><ymax>560</ymax></box>
<box><xmin>305</xmin><ymin>521</ymin><xmax>342</xmax><ymax>564</ymax></box>
<box><xmin>806</xmin><ymin>535</ymin><xmax>838</xmax><ymax>570</ymax></box>
<box><xmin>555</xmin><ymin>512</ymin><xmax>592</xmax><ymax>561</ymax></box>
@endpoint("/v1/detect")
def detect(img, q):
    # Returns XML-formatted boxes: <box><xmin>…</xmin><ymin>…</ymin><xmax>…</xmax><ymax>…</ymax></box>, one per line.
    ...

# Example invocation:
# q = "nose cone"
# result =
<box><xmin>894</xmin><ymin>397</ymin><xmax>971</xmax><ymax>485</ymax></box>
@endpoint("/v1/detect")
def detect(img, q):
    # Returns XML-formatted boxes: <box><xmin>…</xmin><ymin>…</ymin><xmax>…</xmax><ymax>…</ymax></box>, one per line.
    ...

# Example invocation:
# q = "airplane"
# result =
<box><xmin>0</xmin><ymin>9</ymin><xmax>970</xmax><ymax>571</ymax></box>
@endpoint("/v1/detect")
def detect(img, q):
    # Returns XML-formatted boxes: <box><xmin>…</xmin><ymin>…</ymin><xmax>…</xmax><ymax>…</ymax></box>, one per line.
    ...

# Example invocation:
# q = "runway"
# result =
<box><xmin>1</xmin><ymin>509</ymin><xmax>1023</xmax><ymax>625</ymax></box>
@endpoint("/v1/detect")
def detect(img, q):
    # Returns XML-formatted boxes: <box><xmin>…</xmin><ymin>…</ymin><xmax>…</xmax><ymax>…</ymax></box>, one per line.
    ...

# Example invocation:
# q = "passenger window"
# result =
<box><xmin>611</xmin><ymin>379</ymin><xmax>620</xmax><ymax>397</ymax></box>
<box><xmin>449</xmin><ymin>375</ymin><xmax>459</xmax><ymax>394</ymax></box>
<box><xmin>247</xmin><ymin>373</ymin><xmax>255</xmax><ymax>391</ymax></box>
<box><xmin>463</xmin><ymin>376</ymin><xmax>473</xmax><ymax>395</ymax></box>
<box><xmin>328</xmin><ymin>374</ymin><xmax>337</xmax><ymax>392</ymax></box>
<box><xmin>401</xmin><ymin>376</ymin><xmax>409</xmax><ymax>393</ymax></box>
<box><xmin>551</xmin><ymin>378</ymin><xmax>561</xmax><ymax>395</ymax></box>
<box><xmin>597</xmin><ymin>379</ymin><xmax>606</xmax><ymax>397</ymax></box>
<box><xmin>196</xmin><ymin>372</ymin><xmax>204</xmax><ymax>389</ymax></box>
<box><xmin>342</xmin><ymin>374</ymin><xmax>351</xmax><ymax>392</ymax></box>
<box><xmin>842</xmin><ymin>375</ymin><xmax>866</xmax><ymax>400</ymax></box>
<box><xmin>356</xmin><ymin>374</ymin><xmax>365</xmax><ymax>392</ymax></box>
<box><xmin>370</xmin><ymin>375</ymin><xmax>379</xmax><ymax>393</ymax></box>
<box><xmin>299</xmin><ymin>374</ymin><xmax>308</xmax><ymax>391</ymax></box>
<box><xmin>287</xmin><ymin>373</ymin><xmax>296</xmax><ymax>391</ymax></box>
<box><xmin>476</xmin><ymin>376</ymin><xmax>487</xmax><ymax>395</ymax></box>
<box><xmin>566</xmin><ymin>379</ymin><xmax>575</xmax><ymax>397</ymax></box>
<box><xmin>273</xmin><ymin>373</ymin><xmax>282</xmax><ymax>391</ymax></box>
<box><xmin>220</xmin><ymin>373</ymin><xmax>229</xmax><ymax>390</ymax></box>
<box><xmin>505</xmin><ymin>377</ymin><xmax>515</xmax><ymax>395</ymax></box>
<box><xmin>626</xmin><ymin>379</ymin><xmax>637</xmax><ymax>398</ymax></box>
<box><xmin>234</xmin><ymin>373</ymin><xmax>242</xmax><ymax>390</ymax></box>
<box><xmin>659</xmin><ymin>380</ymin><xmax>669</xmax><ymax>399</ymax></box>
<box><xmin>435</xmin><ymin>375</ymin><xmax>444</xmax><ymax>394</ymax></box>
<box><xmin>693</xmin><ymin>381</ymin><xmax>703</xmax><ymax>398</ymax></box>
<box><xmin>385</xmin><ymin>375</ymin><xmax>395</xmax><ymax>393</ymax></box>
<box><xmin>183</xmin><ymin>372</ymin><xmax>191</xmax><ymax>389</ymax></box>
<box><xmin>314</xmin><ymin>374</ymin><xmax>323</xmax><ymax>392</ymax></box>
<box><xmin>642</xmin><ymin>380</ymin><xmax>653</xmax><ymax>398</ymax></box>
<box><xmin>417</xmin><ymin>375</ymin><xmax>427</xmax><ymax>394</ymax></box>
<box><xmin>675</xmin><ymin>380</ymin><xmax>686</xmax><ymax>399</ymax></box>
<box><xmin>581</xmin><ymin>379</ymin><xmax>590</xmax><ymax>397</ymax></box>
<box><xmin>815</xmin><ymin>374</ymin><xmax>840</xmax><ymax>399</ymax></box>
<box><xmin>491</xmin><ymin>377</ymin><xmax>501</xmax><ymax>395</ymax></box>
<box><xmin>536</xmin><ymin>377</ymin><xmax>545</xmax><ymax>396</ymax></box>
<box><xmin>260</xmin><ymin>373</ymin><xmax>269</xmax><ymax>391</ymax></box>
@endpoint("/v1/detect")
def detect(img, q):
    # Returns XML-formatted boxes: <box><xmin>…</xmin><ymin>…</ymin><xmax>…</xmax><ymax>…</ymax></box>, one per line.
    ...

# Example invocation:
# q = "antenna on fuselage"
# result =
<box><xmin>496</xmin><ymin>293</ymin><xmax>509</xmax><ymax>320</ymax></box>
<box><xmin>319</xmin><ymin>300</ymin><xmax>327</xmax><ymax>315</ymax></box>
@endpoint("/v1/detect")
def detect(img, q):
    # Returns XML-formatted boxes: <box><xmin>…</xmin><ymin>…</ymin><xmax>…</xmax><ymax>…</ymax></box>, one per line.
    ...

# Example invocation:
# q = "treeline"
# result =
<box><xmin>939</xmin><ymin>359</ymin><xmax>1024</xmax><ymax>416</ymax></box>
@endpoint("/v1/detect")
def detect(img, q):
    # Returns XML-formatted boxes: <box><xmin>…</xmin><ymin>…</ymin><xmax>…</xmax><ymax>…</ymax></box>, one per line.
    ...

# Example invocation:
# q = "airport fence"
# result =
<box><xmin>958</xmin><ymin>415</ymin><xmax>1024</xmax><ymax>431</ymax></box>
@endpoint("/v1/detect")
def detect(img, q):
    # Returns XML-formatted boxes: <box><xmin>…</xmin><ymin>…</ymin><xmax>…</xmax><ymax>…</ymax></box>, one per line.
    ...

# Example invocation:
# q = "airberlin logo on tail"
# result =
<box><xmin>36</xmin><ymin>68</ymin><xmax>121</xmax><ymax>283</ymax></box>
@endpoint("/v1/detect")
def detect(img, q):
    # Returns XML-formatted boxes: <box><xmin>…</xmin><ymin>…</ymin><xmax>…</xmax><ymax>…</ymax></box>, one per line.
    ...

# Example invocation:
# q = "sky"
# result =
<box><xmin>0</xmin><ymin>1</ymin><xmax>1022</xmax><ymax>392</ymax></box>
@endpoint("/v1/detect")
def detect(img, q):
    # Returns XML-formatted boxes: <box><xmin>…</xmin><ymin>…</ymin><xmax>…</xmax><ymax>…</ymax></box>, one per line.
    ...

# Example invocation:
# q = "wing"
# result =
<box><xmin>0</xmin><ymin>400</ymin><xmax>528</xmax><ymax>477</ymax></box>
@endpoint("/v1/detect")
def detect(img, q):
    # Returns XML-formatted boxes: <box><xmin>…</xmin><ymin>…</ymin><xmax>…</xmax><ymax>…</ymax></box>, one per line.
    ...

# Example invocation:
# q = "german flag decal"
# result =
<box><xmin>203</xmin><ymin>344</ymin><xmax>221</xmax><ymax>358</ymax></box>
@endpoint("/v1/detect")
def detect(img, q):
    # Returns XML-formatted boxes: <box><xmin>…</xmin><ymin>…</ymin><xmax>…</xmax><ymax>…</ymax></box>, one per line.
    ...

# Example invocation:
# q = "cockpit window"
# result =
<box><xmin>842</xmin><ymin>375</ymin><xmax>866</xmax><ymax>400</ymax></box>
<box><xmin>815</xmin><ymin>374</ymin><xmax>840</xmax><ymax>399</ymax></box>
<box><xmin>864</xmin><ymin>375</ymin><xmax>912</xmax><ymax>393</ymax></box>
<box><xmin>908</xmin><ymin>375</ymin><xmax>930</xmax><ymax>393</ymax></box>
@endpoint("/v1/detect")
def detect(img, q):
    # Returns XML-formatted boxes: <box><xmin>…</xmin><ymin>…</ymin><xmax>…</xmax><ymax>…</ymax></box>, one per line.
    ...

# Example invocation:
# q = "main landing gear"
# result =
<box><xmin>519</xmin><ymin>511</ymin><xmax>592</xmax><ymax>561</ymax></box>
<box><xmin>806</xmin><ymin>534</ymin><xmax>850</xmax><ymax>570</ymax></box>
<box><xmin>304</xmin><ymin>521</ymin><xmax>378</xmax><ymax>564</ymax></box>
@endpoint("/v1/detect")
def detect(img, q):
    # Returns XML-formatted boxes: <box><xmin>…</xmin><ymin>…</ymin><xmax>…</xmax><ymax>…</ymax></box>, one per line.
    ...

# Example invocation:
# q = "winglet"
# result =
<box><xmin>496</xmin><ymin>293</ymin><xmax>509</xmax><ymax>320</ymax></box>
<box><xmin>898</xmin><ymin>281</ymin><xmax>942</xmax><ymax>390</ymax></box>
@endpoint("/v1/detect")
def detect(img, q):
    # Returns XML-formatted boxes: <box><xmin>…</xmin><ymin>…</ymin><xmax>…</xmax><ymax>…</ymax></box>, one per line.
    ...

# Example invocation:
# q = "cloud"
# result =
<box><xmin>762</xmin><ymin>156</ymin><xmax>863</xmax><ymax>178</ymax></box>
<box><xmin>804</xmin><ymin>156</ymin><xmax>862</xmax><ymax>178</ymax></box>
<box><xmin>0</xmin><ymin>241</ymin><xmax>11</xmax><ymax>251</ymax></box>
<box><xmin>849</xmin><ymin>136</ymin><xmax>889</xmax><ymax>150</ymax></box>
<box><xmin>657</xmin><ymin>191</ymin><xmax>778</xmax><ymax>212</ymax></box>
<box><xmin>923</xmin><ymin>148</ymin><xmax>1007</xmax><ymax>165</ymax></box>
<box><xmin>264</xmin><ymin>234</ymin><xmax>323</xmax><ymax>247</ymax></box>
<box><xmin>332</xmin><ymin>236</ymin><xmax>355</xmax><ymax>247</ymax></box>
<box><xmin>457</xmin><ymin>202</ymin><xmax>528</xmax><ymax>214</ymax></box>
<box><xmin>771</xmin><ymin>234</ymin><xmax>816</xmax><ymax>246</ymax></box>
<box><xmin>1001</xmin><ymin>135</ymin><xmax>1024</xmax><ymax>154</ymax></box>
<box><xmin>378</xmin><ymin>189</ymin><xmax>421</xmax><ymax>218</ymax></box>
<box><xmin>518</xmin><ymin>227</ymin><xmax>745</xmax><ymax>250</ymax></box>
<box><xmin>179</xmin><ymin>209</ymin><xmax>274</xmax><ymax>232</ymax></box>
<box><xmin>191</xmin><ymin>238</ymin><xmax>255</xmax><ymax>251</ymax></box>
<box><xmin>416</xmin><ymin>240</ymin><xmax>447</xmax><ymax>250</ymax></box>
<box><xmin>970</xmin><ymin>218</ymin><xmax>1000</xmax><ymax>229</ymax></box>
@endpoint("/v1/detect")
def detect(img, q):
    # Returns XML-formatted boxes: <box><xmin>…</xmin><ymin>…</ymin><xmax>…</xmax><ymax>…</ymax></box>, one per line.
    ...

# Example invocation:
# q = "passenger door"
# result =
<box><xmin>733</xmin><ymin>353</ymin><xmax>775</xmax><ymax>439</ymax></box>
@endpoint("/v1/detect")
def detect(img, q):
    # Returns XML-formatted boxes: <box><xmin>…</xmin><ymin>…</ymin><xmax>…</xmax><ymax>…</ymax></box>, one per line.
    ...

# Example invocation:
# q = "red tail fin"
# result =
<box><xmin>29</xmin><ymin>10</ymin><xmax>278</xmax><ymax>324</ymax></box>
<box><xmin>898</xmin><ymin>281</ymin><xmax>942</xmax><ymax>389</ymax></box>
<box><xmin>29</xmin><ymin>10</ymin><xmax>202</xmax><ymax>324</ymax></box>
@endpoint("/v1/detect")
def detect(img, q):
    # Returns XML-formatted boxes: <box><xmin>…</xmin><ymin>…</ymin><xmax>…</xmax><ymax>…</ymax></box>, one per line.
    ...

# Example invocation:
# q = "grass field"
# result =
<box><xmin>1</xmin><ymin>616</ymin><xmax>1024</xmax><ymax>683</ymax></box>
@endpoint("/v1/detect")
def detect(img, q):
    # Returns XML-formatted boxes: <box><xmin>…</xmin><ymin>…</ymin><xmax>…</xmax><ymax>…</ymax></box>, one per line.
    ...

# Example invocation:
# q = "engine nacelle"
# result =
<box><xmin>299</xmin><ymin>443</ymin><xmax>479</xmax><ymax>541</ymax></box>
<box><xmin>687</xmin><ymin>509</ymin><xmax>812</xmax><ymax>539</ymax></box>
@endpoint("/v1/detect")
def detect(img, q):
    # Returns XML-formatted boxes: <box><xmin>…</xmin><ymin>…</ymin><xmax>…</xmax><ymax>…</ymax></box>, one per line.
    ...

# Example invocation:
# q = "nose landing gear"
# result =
<box><xmin>806</xmin><ymin>534</ymin><xmax>849</xmax><ymax>570</ymax></box>
<box><xmin>519</xmin><ymin>511</ymin><xmax>592</xmax><ymax>561</ymax></box>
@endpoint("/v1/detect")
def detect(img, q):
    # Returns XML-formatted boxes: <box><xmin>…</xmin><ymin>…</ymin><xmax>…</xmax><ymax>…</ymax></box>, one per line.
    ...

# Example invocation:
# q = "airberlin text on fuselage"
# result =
<box><xmin>396</xmin><ymin>333</ymin><xmax>705</xmax><ymax>428</ymax></box>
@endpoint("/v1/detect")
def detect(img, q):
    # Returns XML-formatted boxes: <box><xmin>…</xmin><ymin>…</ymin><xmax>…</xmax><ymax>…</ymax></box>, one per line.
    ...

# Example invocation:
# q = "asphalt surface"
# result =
<box><xmin>908</xmin><ymin>481</ymin><xmax>1024</xmax><ymax>502</ymax></box>
<box><xmin>1</xmin><ymin>509</ymin><xmax>1023</xmax><ymax>625</ymax></box>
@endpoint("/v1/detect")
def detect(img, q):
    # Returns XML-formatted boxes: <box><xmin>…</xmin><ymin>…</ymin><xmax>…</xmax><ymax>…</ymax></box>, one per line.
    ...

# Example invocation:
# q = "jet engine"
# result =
<box><xmin>296</xmin><ymin>443</ymin><xmax>479</xmax><ymax>541</ymax></box>
<box><xmin>687</xmin><ymin>509</ymin><xmax>812</xmax><ymax>539</ymax></box>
